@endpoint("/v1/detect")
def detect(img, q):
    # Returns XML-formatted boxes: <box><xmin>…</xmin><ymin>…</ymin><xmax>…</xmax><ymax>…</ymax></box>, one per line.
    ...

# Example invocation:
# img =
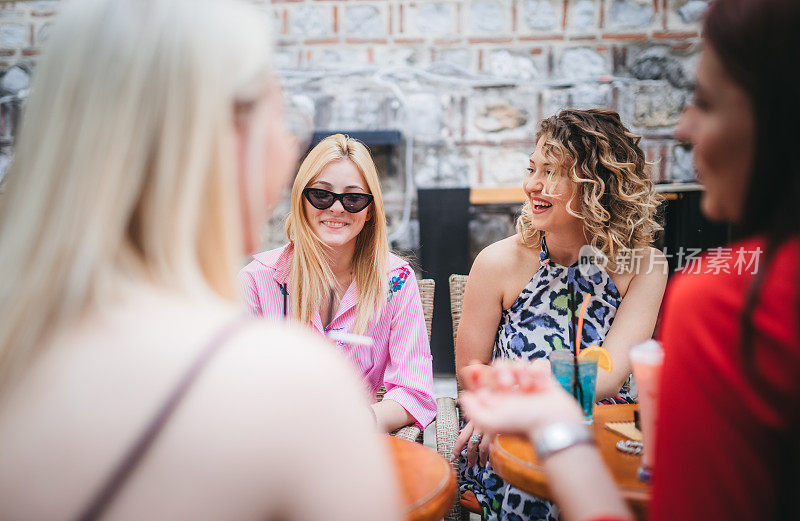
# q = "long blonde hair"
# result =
<box><xmin>285</xmin><ymin>134</ymin><xmax>389</xmax><ymax>334</ymax></box>
<box><xmin>0</xmin><ymin>0</ymin><xmax>273</xmax><ymax>396</ymax></box>
<box><xmin>516</xmin><ymin>109</ymin><xmax>662</xmax><ymax>270</ymax></box>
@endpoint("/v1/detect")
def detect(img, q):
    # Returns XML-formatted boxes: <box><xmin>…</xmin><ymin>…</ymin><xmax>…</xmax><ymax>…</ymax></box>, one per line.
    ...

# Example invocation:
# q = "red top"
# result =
<box><xmin>651</xmin><ymin>236</ymin><xmax>800</xmax><ymax>520</ymax></box>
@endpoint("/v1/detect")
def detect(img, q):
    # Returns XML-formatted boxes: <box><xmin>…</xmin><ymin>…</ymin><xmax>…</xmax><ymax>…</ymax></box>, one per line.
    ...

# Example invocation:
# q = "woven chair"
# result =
<box><xmin>379</xmin><ymin>277</ymin><xmax>435</xmax><ymax>444</ymax></box>
<box><xmin>436</xmin><ymin>274</ymin><xmax>483</xmax><ymax>520</ymax></box>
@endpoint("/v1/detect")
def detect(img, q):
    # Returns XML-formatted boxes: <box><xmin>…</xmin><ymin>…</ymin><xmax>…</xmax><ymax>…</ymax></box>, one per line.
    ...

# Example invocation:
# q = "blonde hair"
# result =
<box><xmin>516</xmin><ymin>109</ymin><xmax>662</xmax><ymax>270</ymax></box>
<box><xmin>285</xmin><ymin>134</ymin><xmax>388</xmax><ymax>334</ymax></box>
<box><xmin>0</xmin><ymin>0</ymin><xmax>273</xmax><ymax>396</ymax></box>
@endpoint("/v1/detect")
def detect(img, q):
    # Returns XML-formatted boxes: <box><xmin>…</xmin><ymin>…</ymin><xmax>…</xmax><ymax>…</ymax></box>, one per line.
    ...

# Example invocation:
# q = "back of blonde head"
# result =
<box><xmin>285</xmin><ymin>134</ymin><xmax>388</xmax><ymax>334</ymax></box>
<box><xmin>0</xmin><ymin>0</ymin><xmax>273</xmax><ymax>396</ymax></box>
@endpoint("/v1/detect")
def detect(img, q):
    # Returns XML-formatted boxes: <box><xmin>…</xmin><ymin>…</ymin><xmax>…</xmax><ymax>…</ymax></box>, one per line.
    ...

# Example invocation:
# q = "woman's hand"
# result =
<box><xmin>452</xmin><ymin>420</ymin><xmax>493</xmax><ymax>467</ymax></box>
<box><xmin>459</xmin><ymin>359</ymin><xmax>584</xmax><ymax>438</ymax></box>
<box><xmin>460</xmin><ymin>359</ymin><xmax>633</xmax><ymax>521</ymax></box>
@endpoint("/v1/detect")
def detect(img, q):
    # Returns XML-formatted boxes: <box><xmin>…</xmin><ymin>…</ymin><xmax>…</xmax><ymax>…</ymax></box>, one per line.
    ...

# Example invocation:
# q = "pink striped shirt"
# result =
<box><xmin>237</xmin><ymin>243</ymin><xmax>436</xmax><ymax>429</ymax></box>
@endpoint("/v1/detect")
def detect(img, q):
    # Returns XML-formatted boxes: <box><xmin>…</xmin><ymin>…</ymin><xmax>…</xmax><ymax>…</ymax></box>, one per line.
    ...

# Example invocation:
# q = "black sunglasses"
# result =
<box><xmin>302</xmin><ymin>187</ymin><xmax>374</xmax><ymax>213</ymax></box>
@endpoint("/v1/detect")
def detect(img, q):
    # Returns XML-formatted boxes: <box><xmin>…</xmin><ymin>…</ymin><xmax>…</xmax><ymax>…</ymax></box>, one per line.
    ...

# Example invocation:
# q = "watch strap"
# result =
<box><xmin>533</xmin><ymin>422</ymin><xmax>594</xmax><ymax>460</ymax></box>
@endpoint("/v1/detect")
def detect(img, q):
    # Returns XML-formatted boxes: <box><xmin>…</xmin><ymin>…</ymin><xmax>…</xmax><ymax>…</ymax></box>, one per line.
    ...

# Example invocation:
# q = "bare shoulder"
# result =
<box><xmin>634</xmin><ymin>246</ymin><xmax>668</xmax><ymax>280</ymax></box>
<box><xmin>611</xmin><ymin>246</ymin><xmax>668</xmax><ymax>298</ymax></box>
<box><xmin>467</xmin><ymin>235</ymin><xmax>542</xmax><ymax>310</ymax></box>
<box><xmin>212</xmin><ymin>320</ymin><xmax>364</xmax><ymax>405</ymax></box>
<box><xmin>0</xmin><ymin>297</ymin><xmax>376</xmax><ymax>521</ymax></box>
<box><xmin>210</xmin><ymin>324</ymin><xmax>396</xmax><ymax>521</ymax></box>
<box><xmin>112</xmin><ymin>296</ymin><xmax>360</xmax><ymax>410</ymax></box>
<box><xmin>169</xmin><ymin>319</ymin><xmax>375</xmax><ymax>502</ymax></box>
<box><xmin>472</xmin><ymin>234</ymin><xmax>540</xmax><ymax>276</ymax></box>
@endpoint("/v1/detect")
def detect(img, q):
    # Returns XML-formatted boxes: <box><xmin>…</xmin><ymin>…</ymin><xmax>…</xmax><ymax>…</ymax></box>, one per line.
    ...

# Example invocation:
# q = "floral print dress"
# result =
<box><xmin>457</xmin><ymin>238</ymin><xmax>634</xmax><ymax>521</ymax></box>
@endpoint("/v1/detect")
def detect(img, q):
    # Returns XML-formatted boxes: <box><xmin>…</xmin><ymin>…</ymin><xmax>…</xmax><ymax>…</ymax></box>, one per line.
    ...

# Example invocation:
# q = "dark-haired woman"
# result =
<box><xmin>457</xmin><ymin>1</ymin><xmax>800</xmax><ymax>520</ymax></box>
<box><xmin>452</xmin><ymin>109</ymin><xmax>668</xmax><ymax>520</ymax></box>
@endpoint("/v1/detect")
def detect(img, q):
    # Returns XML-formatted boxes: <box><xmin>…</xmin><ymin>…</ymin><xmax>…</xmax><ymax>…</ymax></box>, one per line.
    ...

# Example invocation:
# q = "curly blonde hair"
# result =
<box><xmin>516</xmin><ymin>109</ymin><xmax>662</xmax><ymax>270</ymax></box>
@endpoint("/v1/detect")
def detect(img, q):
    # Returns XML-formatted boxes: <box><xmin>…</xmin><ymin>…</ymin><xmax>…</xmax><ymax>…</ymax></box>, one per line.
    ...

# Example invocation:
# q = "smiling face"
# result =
<box><xmin>304</xmin><ymin>159</ymin><xmax>372</xmax><ymax>250</ymax></box>
<box><xmin>674</xmin><ymin>47</ymin><xmax>755</xmax><ymax>223</ymax></box>
<box><xmin>523</xmin><ymin>136</ymin><xmax>584</xmax><ymax>236</ymax></box>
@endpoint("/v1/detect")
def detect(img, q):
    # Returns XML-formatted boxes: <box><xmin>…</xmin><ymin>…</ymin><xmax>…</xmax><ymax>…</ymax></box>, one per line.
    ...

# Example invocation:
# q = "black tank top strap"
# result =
<box><xmin>73</xmin><ymin>314</ymin><xmax>251</xmax><ymax>521</ymax></box>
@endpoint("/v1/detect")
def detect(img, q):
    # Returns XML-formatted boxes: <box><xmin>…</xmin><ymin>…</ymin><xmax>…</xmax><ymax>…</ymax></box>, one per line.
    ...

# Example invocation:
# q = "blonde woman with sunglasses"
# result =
<box><xmin>0</xmin><ymin>2</ymin><xmax>398</xmax><ymax>520</ymax></box>
<box><xmin>239</xmin><ymin>134</ymin><xmax>436</xmax><ymax>433</ymax></box>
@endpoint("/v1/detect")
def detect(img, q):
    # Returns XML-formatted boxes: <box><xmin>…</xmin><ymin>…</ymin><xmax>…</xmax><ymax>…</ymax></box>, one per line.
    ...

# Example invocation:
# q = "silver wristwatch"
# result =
<box><xmin>533</xmin><ymin>422</ymin><xmax>594</xmax><ymax>460</ymax></box>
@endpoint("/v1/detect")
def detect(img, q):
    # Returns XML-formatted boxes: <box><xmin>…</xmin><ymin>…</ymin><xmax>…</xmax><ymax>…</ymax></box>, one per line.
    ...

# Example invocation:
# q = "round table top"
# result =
<box><xmin>490</xmin><ymin>404</ymin><xmax>651</xmax><ymax>520</ymax></box>
<box><xmin>386</xmin><ymin>435</ymin><xmax>457</xmax><ymax>521</ymax></box>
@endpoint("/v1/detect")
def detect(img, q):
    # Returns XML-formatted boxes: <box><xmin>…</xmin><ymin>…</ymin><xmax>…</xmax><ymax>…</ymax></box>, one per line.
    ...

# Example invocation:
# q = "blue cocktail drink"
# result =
<box><xmin>550</xmin><ymin>350</ymin><xmax>599</xmax><ymax>423</ymax></box>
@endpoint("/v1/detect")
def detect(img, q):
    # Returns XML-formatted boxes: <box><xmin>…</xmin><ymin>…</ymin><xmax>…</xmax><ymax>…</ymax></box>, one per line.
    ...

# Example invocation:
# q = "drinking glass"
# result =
<box><xmin>629</xmin><ymin>340</ymin><xmax>664</xmax><ymax>483</ymax></box>
<box><xmin>550</xmin><ymin>349</ymin><xmax>598</xmax><ymax>423</ymax></box>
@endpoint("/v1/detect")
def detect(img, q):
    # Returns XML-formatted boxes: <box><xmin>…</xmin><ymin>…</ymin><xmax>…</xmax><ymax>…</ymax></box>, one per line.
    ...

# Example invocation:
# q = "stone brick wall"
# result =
<box><xmin>0</xmin><ymin>1</ymin><xmax>58</xmax><ymax>181</ymax></box>
<box><xmin>0</xmin><ymin>0</ymin><xmax>707</xmax><ymax>253</ymax></box>
<box><xmin>273</xmin><ymin>0</ymin><xmax>705</xmax><ymax>252</ymax></box>
<box><xmin>0</xmin><ymin>1</ymin><xmax>54</xmax><ymax>65</ymax></box>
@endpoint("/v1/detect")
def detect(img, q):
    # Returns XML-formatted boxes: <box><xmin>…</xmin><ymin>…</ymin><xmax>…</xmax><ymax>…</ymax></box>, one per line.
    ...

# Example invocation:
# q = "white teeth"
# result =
<box><xmin>323</xmin><ymin>221</ymin><xmax>347</xmax><ymax>228</ymax></box>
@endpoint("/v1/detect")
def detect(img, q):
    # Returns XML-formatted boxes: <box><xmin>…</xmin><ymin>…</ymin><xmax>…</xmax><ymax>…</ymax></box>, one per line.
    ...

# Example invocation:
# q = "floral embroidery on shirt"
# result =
<box><xmin>387</xmin><ymin>266</ymin><xmax>410</xmax><ymax>302</ymax></box>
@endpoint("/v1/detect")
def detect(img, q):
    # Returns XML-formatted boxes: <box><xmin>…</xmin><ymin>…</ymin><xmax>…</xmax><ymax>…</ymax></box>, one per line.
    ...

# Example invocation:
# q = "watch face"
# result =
<box><xmin>551</xmin><ymin>427</ymin><xmax>573</xmax><ymax>445</ymax></box>
<box><xmin>535</xmin><ymin>423</ymin><xmax>593</xmax><ymax>460</ymax></box>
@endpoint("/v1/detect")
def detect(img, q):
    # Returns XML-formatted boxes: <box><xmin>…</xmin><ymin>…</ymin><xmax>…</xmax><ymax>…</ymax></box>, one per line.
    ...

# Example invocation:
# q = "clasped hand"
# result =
<box><xmin>454</xmin><ymin>358</ymin><xmax>585</xmax><ymax>459</ymax></box>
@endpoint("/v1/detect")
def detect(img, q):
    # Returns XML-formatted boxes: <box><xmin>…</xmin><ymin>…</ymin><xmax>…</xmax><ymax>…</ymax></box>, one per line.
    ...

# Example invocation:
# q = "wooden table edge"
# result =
<box><xmin>388</xmin><ymin>436</ymin><xmax>458</xmax><ymax>521</ymax></box>
<box><xmin>490</xmin><ymin>405</ymin><xmax>652</xmax><ymax>516</ymax></box>
<box><xmin>403</xmin><ymin>456</ymin><xmax>458</xmax><ymax>521</ymax></box>
<box><xmin>490</xmin><ymin>436</ymin><xmax>651</xmax><ymax>503</ymax></box>
<box><xmin>489</xmin><ymin>436</ymin><xmax>551</xmax><ymax>498</ymax></box>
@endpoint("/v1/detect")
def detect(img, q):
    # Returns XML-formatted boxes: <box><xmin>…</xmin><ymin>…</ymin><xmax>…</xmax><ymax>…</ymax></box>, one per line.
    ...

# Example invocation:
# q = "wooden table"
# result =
<box><xmin>387</xmin><ymin>435</ymin><xmax>457</xmax><ymax>521</ymax></box>
<box><xmin>489</xmin><ymin>404</ymin><xmax>651</xmax><ymax>520</ymax></box>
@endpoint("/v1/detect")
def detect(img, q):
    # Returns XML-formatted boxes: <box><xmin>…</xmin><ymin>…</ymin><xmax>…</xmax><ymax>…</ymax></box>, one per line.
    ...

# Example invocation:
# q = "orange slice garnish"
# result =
<box><xmin>578</xmin><ymin>345</ymin><xmax>613</xmax><ymax>373</ymax></box>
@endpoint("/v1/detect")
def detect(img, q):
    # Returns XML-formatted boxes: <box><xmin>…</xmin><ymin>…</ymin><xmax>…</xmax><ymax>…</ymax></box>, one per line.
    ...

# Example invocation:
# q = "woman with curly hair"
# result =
<box><xmin>457</xmin><ymin>1</ymin><xmax>800</xmax><ymax>518</ymax></box>
<box><xmin>452</xmin><ymin>109</ymin><xmax>668</xmax><ymax>521</ymax></box>
<box><xmin>239</xmin><ymin>134</ymin><xmax>436</xmax><ymax>434</ymax></box>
